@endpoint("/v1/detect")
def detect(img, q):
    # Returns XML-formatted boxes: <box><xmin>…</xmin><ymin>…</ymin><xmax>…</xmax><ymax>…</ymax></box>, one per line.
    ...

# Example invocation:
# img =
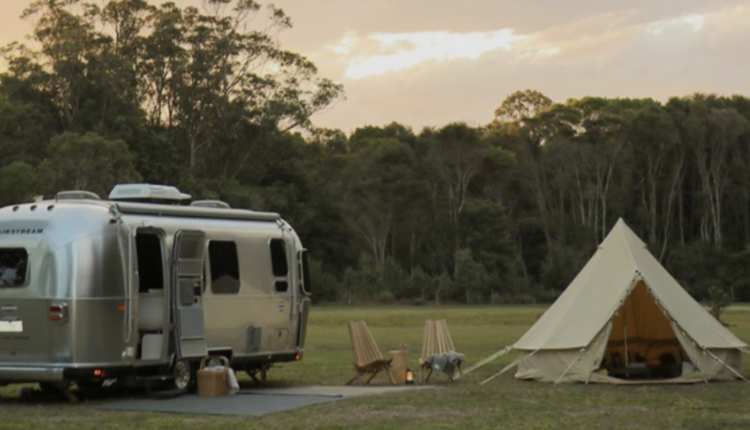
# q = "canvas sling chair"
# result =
<box><xmin>420</xmin><ymin>319</ymin><xmax>464</xmax><ymax>382</ymax></box>
<box><xmin>346</xmin><ymin>320</ymin><xmax>394</xmax><ymax>385</ymax></box>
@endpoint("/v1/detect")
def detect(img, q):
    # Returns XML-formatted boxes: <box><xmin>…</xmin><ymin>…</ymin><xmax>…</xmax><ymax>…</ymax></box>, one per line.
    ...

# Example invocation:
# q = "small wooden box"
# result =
<box><xmin>197</xmin><ymin>356</ymin><xmax>230</xmax><ymax>397</ymax></box>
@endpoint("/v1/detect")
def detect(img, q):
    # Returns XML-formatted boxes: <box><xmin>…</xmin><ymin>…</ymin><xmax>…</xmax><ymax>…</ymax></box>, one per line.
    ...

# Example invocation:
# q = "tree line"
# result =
<box><xmin>1</xmin><ymin>1</ymin><xmax>749</xmax><ymax>305</ymax></box>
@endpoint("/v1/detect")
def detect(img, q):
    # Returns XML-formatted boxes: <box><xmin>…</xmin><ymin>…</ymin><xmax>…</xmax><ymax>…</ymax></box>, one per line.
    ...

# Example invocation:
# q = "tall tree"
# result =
<box><xmin>0</xmin><ymin>162</ymin><xmax>39</xmax><ymax>206</ymax></box>
<box><xmin>568</xmin><ymin>98</ymin><xmax>632</xmax><ymax>241</ymax></box>
<box><xmin>670</xmin><ymin>95</ymin><xmax>750</xmax><ymax>248</ymax></box>
<box><xmin>162</xmin><ymin>0</ymin><xmax>343</xmax><ymax>177</ymax></box>
<box><xmin>425</xmin><ymin>123</ymin><xmax>492</xmax><ymax>224</ymax></box>
<box><xmin>494</xmin><ymin>89</ymin><xmax>553</xmax><ymax>124</ymax></box>
<box><xmin>628</xmin><ymin>101</ymin><xmax>680</xmax><ymax>251</ymax></box>
<box><xmin>38</xmin><ymin>131</ymin><xmax>140</xmax><ymax>198</ymax></box>
<box><xmin>339</xmin><ymin>137</ymin><xmax>418</xmax><ymax>274</ymax></box>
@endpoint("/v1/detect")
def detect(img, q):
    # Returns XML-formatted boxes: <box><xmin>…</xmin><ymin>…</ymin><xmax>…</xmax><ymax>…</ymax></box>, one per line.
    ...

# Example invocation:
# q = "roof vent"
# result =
<box><xmin>56</xmin><ymin>190</ymin><xmax>101</xmax><ymax>201</ymax></box>
<box><xmin>108</xmin><ymin>184</ymin><xmax>191</xmax><ymax>203</ymax></box>
<box><xmin>190</xmin><ymin>200</ymin><xmax>231</xmax><ymax>209</ymax></box>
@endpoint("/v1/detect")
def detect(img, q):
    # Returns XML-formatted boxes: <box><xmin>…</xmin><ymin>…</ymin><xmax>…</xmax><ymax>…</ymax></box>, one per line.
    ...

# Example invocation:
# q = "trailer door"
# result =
<box><xmin>172</xmin><ymin>230</ymin><xmax>207</xmax><ymax>359</ymax></box>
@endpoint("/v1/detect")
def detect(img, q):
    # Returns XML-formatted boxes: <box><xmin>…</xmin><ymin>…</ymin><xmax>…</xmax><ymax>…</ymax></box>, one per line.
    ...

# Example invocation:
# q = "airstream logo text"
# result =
<box><xmin>0</xmin><ymin>228</ymin><xmax>44</xmax><ymax>235</ymax></box>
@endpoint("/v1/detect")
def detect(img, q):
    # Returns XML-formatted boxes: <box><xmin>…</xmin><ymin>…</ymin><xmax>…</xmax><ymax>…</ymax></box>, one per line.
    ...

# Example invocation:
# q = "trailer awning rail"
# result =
<box><xmin>114</xmin><ymin>202</ymin><xmax>280</xmax><ymax>222</ymax></box>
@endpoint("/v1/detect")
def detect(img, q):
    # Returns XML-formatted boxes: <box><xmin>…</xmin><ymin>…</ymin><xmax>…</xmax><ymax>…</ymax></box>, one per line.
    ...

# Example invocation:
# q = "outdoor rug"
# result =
<box><xmin>97</xmin><ymin>385</ymin><xmax>434</xmax><ymax>416</ymax></box>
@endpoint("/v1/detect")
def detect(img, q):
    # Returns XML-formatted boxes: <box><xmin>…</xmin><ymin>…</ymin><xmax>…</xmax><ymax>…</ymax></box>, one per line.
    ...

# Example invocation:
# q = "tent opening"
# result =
<box><xmin>602</xmin><ymin>281</ymin><xmax>691</xmax><ymax>380</ymax></box>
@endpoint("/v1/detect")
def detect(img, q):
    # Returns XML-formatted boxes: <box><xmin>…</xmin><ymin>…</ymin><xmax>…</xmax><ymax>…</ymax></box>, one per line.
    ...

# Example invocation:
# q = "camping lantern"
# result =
<box><xmin>405</xmin><ymin>367</ymin><xmax>414</xmax><ymax>385</ymax></box>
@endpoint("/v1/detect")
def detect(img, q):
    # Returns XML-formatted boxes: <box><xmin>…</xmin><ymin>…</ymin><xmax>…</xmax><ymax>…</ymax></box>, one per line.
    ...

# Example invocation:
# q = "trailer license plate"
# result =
<box><xmin>0</xmin><ymin>320</ymin><xmax>23</xmax><ymax>332</ymax></box>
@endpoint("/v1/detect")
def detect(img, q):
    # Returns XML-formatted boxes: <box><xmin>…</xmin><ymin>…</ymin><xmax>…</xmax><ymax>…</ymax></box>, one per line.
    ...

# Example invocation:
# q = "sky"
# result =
<box><xmin>0</xmin><ymin>0</ymin><xmax>749</xmax><ymax>133</ymax></box>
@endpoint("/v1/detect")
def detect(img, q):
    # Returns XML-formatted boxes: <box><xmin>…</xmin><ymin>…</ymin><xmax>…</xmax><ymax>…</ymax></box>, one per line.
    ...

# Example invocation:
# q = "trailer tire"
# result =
<box><xmin>173</xmin><ymin>359</ymin><xmax>193</xmax><ymax>391</ymax></box>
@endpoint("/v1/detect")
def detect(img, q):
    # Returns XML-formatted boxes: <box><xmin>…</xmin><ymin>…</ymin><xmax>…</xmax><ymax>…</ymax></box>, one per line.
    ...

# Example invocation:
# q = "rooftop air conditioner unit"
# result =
<box><xmin>108</xmin><ymin>184</ymin><xmax>191</xmax><ymax>204</ymax></box>
<box><xmin>55</xmin><ymin>190</ymin><xmax>101</xmax><ymax>201</ymax></box>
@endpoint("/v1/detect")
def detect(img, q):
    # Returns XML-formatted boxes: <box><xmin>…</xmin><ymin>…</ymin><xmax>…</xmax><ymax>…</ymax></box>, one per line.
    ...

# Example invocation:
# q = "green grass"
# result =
<box><xmin>3</xmin><ymin>305</ymin><xmax>750</xmax><ymax>429</ymax></box>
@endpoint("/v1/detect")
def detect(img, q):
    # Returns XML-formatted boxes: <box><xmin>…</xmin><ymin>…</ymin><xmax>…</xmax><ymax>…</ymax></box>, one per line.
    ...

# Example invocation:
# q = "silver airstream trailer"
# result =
<box><xmin>0</xmin><ymin>184</ymin><xmax>311</xmax><ymax>394</ymax></box>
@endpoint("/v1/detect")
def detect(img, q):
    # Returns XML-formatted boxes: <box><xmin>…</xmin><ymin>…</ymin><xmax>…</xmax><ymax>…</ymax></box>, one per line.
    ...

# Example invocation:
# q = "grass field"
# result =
<box><xmin>2</xmin><ymin>305</ymin><xmax>750</xmax><ymax>429</ymax></box>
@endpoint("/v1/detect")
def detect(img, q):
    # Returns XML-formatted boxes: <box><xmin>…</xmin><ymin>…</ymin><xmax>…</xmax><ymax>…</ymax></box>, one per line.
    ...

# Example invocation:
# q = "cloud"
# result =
<box><xmin>310</xmin><ymin>2</ymin><xmax>750</xmax><ymax>132</ymax></box>
<box><xmin>330</xmin><ymin>29</ymin><xmax>527</xmax><ymax>79</ymax></box>
<box><xmin>513</xmin><ymin>47</ymin><xmax>561</xmax><ymax>63</ymax></box>
<box><xmin>646</xmin><ymin>13</ymin><xmax>705</xmax><ymax>34</ymax></box>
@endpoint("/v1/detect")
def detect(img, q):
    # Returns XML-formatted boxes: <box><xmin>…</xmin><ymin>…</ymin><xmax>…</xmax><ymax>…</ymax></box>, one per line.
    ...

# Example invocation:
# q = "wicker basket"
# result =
<box><xmin>197</xmin><ymin>355</ymin><xmax>231</xmax><ymax>397</ymax></box>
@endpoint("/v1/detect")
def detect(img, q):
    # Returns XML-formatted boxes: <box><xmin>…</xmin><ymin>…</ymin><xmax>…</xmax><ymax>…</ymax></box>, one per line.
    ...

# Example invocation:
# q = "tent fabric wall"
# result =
<box><xmin>507</xmin><ymin>218</ymin><xmax>746</xmax><ymax>384</ymax></box>
<box><xmin>673</xmin><ymin>325</ymin><xmax>742</xmax><ymax>381</ymax></box>
<box><xmin>515</xmin><ymin>322</ymin><xmax>611</xmax><ymax>383</ymax></box>
<box><xmin>513</xmin><ymin>241</ymin><xmax>636</xmax><ymax>351</ymax></box>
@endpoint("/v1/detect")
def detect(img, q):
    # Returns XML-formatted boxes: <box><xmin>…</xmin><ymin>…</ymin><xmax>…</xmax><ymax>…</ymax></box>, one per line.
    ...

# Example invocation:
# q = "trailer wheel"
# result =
<box><xmin>173</xmin><ymin>359</ymin><xmax>193</xmax><ymax>391</ymax></box>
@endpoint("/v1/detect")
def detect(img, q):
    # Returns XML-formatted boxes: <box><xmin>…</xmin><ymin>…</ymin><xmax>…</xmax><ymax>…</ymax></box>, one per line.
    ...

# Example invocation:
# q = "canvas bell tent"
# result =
<box><xmin>477</xmin><ymin>218</ymin><xmax>747</xmax><ymax>384</ymax></box>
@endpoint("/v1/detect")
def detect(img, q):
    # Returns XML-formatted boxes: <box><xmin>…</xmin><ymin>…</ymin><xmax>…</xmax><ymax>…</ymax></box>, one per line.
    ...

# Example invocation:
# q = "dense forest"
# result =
<box><xmin>1</xmin><ymin>0</ymin><xmax>749</xmax><ymax>305</ymax></box>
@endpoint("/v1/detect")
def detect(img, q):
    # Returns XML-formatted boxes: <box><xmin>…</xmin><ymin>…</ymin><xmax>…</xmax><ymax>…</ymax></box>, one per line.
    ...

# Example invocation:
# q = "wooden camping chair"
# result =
<box><xmin>346</xmin><ymin>320</ymin><xmax>394</xmax><ymax>385</ymax></box>
<box><xmin>420</xmin><ymin>319</ymin><xmax>463</xmax><ymax>381</ymax></box>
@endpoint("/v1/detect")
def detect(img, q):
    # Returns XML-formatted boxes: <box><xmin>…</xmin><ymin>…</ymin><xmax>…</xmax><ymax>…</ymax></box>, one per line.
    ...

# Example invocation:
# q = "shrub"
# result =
<box><xmin>706</xmin><ymin>285</ymin><xmax>731</xmax><ymax>323</ymax></box>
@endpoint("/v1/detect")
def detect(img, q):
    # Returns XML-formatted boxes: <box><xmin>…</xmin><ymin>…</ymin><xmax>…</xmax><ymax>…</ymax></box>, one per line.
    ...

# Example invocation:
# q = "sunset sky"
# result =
<box><xmin>1</xmin><ymin>0</ymin><xmax>748</xmax><ymax>133</ymax></box>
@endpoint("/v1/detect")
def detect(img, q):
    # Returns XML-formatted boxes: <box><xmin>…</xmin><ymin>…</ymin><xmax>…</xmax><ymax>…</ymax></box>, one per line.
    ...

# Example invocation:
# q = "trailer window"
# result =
<box><xmin>274</xmin><ymin>281</ymin><xmax>288</xmax><ymax>293</ymax></box>
<box><xmin>208</xmin><ymin>241</ymin><xmax>240</xmax><ymax>294</ymax></box>
<box><xmin>0</xmin><ymin>248</ymin><xmax>27</xmax><ymax>287</ymax></box>
<box><xmin>270</xmin><ymin>239</ymin><xmax>289</xmax><ymax>293</ymax></box>
<box><xmin>270</xmin><ymin>239</ymin><xmax>288</xmax><ymax>276</ymax></box>
<box><xmin>136</xmin><ymin>233</ymin><xmax>164</xmax><ymax>292</ymax></box>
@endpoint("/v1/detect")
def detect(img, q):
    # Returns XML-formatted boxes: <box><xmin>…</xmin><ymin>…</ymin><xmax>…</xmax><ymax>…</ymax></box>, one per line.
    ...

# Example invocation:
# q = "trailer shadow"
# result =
<box><xmin>0</xmin><ymin>378</ymin><xmax>297</xmax><ymax>405</ymax></box>
<box><xmin>0</xmin><ymin>384</ymin><xmax>153</xmax><ymax>404</ymax></box>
